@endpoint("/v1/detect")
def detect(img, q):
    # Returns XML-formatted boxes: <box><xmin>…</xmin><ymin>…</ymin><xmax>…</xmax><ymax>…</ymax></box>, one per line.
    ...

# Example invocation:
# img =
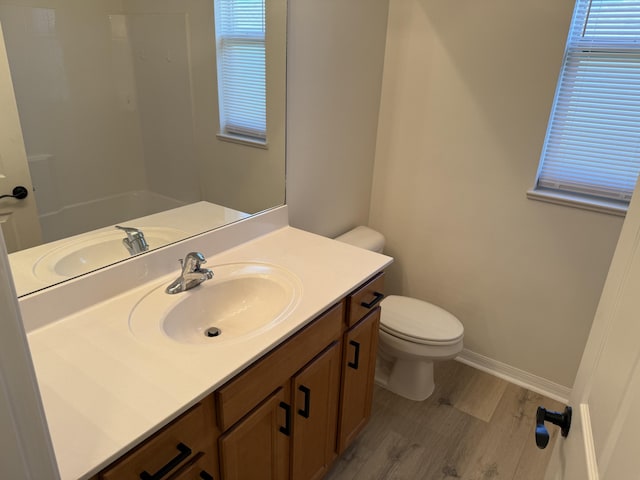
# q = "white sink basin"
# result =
<box><xmin>33</xmin><ymin>227</ymin><xmax>186</xmax><ymax>282</ymax></box>
<box><xmin>129</xmin><ymin>262</ymin><xmax>302</xmax><ymax>345</ymax></box>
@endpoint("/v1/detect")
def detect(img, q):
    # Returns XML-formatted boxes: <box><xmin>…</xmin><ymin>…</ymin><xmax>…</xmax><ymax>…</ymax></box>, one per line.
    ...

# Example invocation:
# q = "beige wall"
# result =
<box><xmin>286</xmin><ymin>0</ymin><xmax>390</xmax><ymax>237</ymax></box>
<box><xmin>369</xmin><ymin>0</ymin><xmax>625</xmax><ymax>387</ymax></box>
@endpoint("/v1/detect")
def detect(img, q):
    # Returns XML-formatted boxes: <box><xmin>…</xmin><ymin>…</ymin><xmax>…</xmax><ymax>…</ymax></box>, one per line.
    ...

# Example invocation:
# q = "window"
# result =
<box><xmin>531</xmin><ymin>0</ymin><xmax>640</xmax><ymax>214</ymax></box>
<box><xmin>214</xmin><ymin>0</ymin><xmax>267</xmax><ymax>143</ymax></box>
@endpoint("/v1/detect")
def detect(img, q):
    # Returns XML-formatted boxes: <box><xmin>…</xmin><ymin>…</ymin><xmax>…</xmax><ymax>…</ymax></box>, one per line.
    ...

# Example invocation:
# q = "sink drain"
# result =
<box><xmin>205</xmin><ymin>327</ymin><xmax>222</xmax><ymax>338</ymax></box>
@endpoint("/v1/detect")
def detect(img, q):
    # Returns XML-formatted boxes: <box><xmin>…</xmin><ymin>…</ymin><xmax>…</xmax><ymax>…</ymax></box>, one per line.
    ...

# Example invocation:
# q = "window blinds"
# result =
<box><xmin>536</xmin><ymin>0</ymin><xmax>640</xmax><ymax>202</ymax></box>
<box><xmin>214</xmin><ymin>0</ymin><xmax>266</xmax><ymax>140</ymax></box>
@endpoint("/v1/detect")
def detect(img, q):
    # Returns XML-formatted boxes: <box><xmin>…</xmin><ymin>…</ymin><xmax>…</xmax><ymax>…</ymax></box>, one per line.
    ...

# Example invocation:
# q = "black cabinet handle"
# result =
<box><xmin>199</xmin><ymin>471</ymin><xmax>214</xmax><ymax>480</ymax></box>
<box><xmin>348</xmin><ymin>340</ymin><xmax>361</xmax><ymax>370</ymax></box>
<box><xmin>0</xmin><ymin>186</ymin><xmax>28</xmax><ymax>201</ymax></box>
<box><xmin>298</xmin><ymin>385</ymin><xmax>311</xmax><ymax>418</ymax></box>
<box><xmin>139</xmin><ymin>442</ymin><xmax>192</xmax><ymax>480</ymax></box>
<box><xmin>279</xmin><ymin>401</ymin><xmax>291</xmax><ymax>436</ymax></box>
<box><xmin>360</xmin><ymin>292</ymin><xmax>384</xmax><ymax>309</ymax></box>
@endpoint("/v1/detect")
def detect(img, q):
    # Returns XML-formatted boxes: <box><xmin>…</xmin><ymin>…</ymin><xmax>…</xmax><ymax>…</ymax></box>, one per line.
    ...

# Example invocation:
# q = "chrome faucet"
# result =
<box><xmin>166</xmin><ymin>252</ymin><xmax>214</xmax><ymax>294</ymax></box>
<box><xmin>115</xmin><ymin>225</ymin><xmax>149</xmax><ymax>255</ymax></box>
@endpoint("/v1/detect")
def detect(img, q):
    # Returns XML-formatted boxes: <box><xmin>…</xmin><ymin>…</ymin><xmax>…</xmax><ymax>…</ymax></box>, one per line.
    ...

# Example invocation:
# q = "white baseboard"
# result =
<box><xmin>456</xmin><ymin>349</ymin><xmax>571</xmax><ymax>404</ymax></box>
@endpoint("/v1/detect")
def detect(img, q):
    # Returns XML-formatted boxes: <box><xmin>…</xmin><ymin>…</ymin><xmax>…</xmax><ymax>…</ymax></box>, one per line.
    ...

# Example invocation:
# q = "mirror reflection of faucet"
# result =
<box><xmin>115</xmin><ymin>225</ymin><xmax>149</xmax><ymax>255</ymax></box>
<box><xmin>166</xmin><ymin>252</ymin><xmax>214</xmax><ymax>294</ymax></box>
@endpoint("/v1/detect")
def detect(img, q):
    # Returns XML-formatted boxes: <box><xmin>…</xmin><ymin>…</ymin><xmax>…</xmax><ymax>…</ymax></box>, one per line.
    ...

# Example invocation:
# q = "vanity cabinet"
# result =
<box><xmin>337</xmin><ymin>308</ymin><xmax>380</xmax><ymax>453</ymax></box>
<box><xmin>290</xmin><ymin>341</ymin><xmax>341</xmax><ymax>480</ymax></box>
<box><xmin>218</xmin><ymin>342</ymin><xmax>342</xmax><ymax>480</ymax></box>
<box><xmin>217</xmin><ymin>302</ymin><xmax>343</xmax><ymax>480</ymax></box>
<box><xmin>335</xmin><ymin>273</ymin><xmax>384</xmax><ymax>454</ymax></box>
<box><xmin>96</xmin><ymin>396</ymin><xmax>220</xmax><ymax>480</ymax></box>
<box><xmin>218</xmin><ymin>387</ymin><xmax>290</xmax><ymax>480</ymax></box>
<box><xmin>91</xmin><ymin>273</ymin><xmax>384</xmax><ymax>480</ymax></box>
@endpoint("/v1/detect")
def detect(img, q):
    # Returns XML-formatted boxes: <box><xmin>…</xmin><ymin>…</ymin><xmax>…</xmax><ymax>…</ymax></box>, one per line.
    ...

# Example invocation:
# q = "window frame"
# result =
<box><xmin>529</xmin><ymin>0</ymin><xmax>640</xmax><ymax>216</ymax></box>
<box><xmin>213</xmin><ymin>0</ymin><xmax>268</xmax><ymax>147</ymax></box>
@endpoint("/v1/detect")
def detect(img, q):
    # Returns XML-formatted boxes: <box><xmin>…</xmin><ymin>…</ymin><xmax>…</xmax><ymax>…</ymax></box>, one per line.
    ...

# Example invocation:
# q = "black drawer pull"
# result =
<box><xmin>199</xmin><ymin>471</ymin><xmax>214</xmax><ymax>480</ymax></box>
<box><xmin>279</xmin><ymin>401</ymin><xmax>291</xmax><ymax>436</ymax></box>
<box><xmin>348</xmin><ymin>340</ymin><xmax>361</xmax><ymax>370</ymax></box>
<box><xmin>298</xmin><ymin>385</ymin><xmax>311</xmax><ymax>418</ymax></box>
<box><xmin>360</xmin><ymin>291</ymin><xmax>384</xmax><ymax>309</ymax></box>
<box><xmin>139</xmin><ymin>442</ymin><xmax>192</xmax><ymax>480</ymax></box>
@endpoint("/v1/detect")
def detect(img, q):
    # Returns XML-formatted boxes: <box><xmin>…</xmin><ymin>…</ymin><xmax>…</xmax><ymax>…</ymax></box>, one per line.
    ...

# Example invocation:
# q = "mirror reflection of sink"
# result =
<box><xmin>33</xmin><ymin>227</ymin><xmax>187</xmax><ymax>282</ymax></box>
<box><xmin>129</xmin><ymin>263</ymin><xmax>302</xmax><ymax>345</ymax></box>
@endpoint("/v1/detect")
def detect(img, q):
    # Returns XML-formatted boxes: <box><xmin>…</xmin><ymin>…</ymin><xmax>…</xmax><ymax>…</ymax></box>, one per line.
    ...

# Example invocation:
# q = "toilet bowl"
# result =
<box><xmin>335</xmin><ymin>226</ymin><xmax>464</xmax><ymax>401</ymax></box>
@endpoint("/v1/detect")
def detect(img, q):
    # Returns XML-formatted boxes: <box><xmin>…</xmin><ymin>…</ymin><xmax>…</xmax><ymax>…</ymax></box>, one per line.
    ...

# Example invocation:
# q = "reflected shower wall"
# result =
<box><xmin>0</xmin><ymin>2</ymin><xmax>200</xmax><ymax>242</ymax></box>
<box><xmin>28</xmin><ymin>151</ymin><xmax>184</xmax><ymax>241</ymax></box>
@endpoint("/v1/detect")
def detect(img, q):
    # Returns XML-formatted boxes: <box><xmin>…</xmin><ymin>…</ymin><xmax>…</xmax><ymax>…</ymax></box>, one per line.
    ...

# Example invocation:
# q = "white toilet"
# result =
<box><xmin>335</xmin><ymin>226</ymin><xmax>464</xmax><ymax>401</ymax></box>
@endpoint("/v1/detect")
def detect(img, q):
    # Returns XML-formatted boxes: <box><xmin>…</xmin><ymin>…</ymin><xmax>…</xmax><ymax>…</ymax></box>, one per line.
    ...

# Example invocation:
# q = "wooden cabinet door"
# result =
<box><xmin>337</xmin><ymin>308</ymin><xmax>380</xmax><ymax>453</ymax></box>
<box><xmin>219</xmin><ymin>387</ymin><xmax>290</xmax><ymax>480</ymax></box>
<box><xmin>291</xmin><ymin>341</ymin><xmax>342</xmax><ymax>480</ymax></box>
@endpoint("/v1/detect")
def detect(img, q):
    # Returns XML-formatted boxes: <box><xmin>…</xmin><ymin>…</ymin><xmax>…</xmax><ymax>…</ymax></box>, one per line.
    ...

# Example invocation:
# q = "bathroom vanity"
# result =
<box><xmin>18</xmin><ymin>207</ymin><xmax>392</xmax><ymax>480</ymax></box>
<box><xmin>93</xmin><ymin>273</ymin><xmax>383</xmax><ymax>480</ymax></box>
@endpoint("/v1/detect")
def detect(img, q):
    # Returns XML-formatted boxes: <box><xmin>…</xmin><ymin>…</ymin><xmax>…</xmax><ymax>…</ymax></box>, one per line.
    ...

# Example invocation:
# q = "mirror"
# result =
<box><xmin>0</xmin><ymin>0</ymin><xmax>286</xmax><ymax>297</ymax></box>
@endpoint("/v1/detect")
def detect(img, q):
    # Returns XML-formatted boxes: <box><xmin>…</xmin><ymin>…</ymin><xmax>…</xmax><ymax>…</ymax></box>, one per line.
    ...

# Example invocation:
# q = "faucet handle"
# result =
<box><xmin>181</xmin><ymin>252</ymin><xmax>207</xmax><ymax>273</ymax></box>
<box><xmin>115</xmin><ymin>225</ymin><xmax>143</xmax><ymax>239</ymax></box>
<box><xmin>186</xmin><ymin>252</ymin><xmax>207</xmax><ymax>262</ymax></box>
<box><xmin>167</xmin><ymin>253</ymin><xmax>213</xmax><ymax>294</ymax></box>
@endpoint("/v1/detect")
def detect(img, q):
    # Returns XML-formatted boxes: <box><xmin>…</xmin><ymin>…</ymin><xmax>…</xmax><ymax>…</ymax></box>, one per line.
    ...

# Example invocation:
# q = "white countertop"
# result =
<box><xmin>21</xmin><ymin>217</ymin><xmax>391</xmax><ymax>479</ymax></box>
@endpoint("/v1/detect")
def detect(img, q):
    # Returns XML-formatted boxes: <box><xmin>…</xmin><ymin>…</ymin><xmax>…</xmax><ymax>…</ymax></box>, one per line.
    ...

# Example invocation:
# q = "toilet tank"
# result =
<box><xmin>335</xmin><ymin>226</ymin><xmax>385</xmax><ymax>253</ymax></box>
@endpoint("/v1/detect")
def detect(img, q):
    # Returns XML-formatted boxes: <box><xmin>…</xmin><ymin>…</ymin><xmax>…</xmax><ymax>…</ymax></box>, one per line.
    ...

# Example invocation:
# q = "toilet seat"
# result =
<box><xmin>380</xmin><ymin>295</ymin><xmax>464</xmax><ymax>346</ymax></box>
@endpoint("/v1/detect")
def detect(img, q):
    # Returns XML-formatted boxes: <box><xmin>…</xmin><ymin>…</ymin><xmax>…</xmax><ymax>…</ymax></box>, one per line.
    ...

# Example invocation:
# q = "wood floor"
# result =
<box><xmin>325</xmin><ymin>360</ymin><xmax>566</xmax><ymax>480</ymax></box>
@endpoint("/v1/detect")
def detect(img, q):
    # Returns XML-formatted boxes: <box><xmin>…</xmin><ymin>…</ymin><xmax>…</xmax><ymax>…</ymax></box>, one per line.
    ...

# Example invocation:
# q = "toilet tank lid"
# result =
<box><xmin>334</xmin><ymin>226</ymin><xmax>385</xmax><ymax>253</ymax></box>
<box><xmin>381</xmin><ymin>295</ymin><xmax>464</xmax><ymax>343</ymax></box>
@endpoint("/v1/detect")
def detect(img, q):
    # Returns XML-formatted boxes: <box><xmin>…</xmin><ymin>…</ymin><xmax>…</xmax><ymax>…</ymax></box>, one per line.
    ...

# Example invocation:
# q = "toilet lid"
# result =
<box><xmin>380</xmin><ymin>295</ymin><xmax>464</xmax><ymax>345</ymax></box>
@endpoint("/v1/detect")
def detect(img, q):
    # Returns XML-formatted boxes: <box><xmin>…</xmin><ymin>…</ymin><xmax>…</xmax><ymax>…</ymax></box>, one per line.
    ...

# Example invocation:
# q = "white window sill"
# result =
<box><xmin>217</xmin><ymin>133</ymin><xmax>268</xmax><ymax>149</ymax></box>
<box><xmin>526</xmin><ymin>188</ymin><xmax>627</xmax><ymax>217</ymax></box>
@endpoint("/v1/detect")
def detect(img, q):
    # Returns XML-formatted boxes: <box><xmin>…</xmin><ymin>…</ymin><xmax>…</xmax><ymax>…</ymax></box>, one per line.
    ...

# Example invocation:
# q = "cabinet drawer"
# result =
<box><xmin>346</xmin><ymin>273</ymin><xmax>385</xmax><ymax>327</ymax></box>
<box><xmin>215</xmin><ymin>301</ymin><xmax>344</xmax><ymax>431</ymax></box>
<box><xmin>100</xmin><ymin>398</ymin><xmax>217</xmax><ymax>480</ymax></box>
<box><xmin>168</xmin><ymin>452</ymin><xmax>218</xmax><ymax>480</ymax></box>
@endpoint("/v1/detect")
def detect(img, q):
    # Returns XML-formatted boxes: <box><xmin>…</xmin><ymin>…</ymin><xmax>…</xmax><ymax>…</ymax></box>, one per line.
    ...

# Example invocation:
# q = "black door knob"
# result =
<box><xmin>0</xmin><ymin>186</ymin><xmax>28</xmax><ymax>200</ymax></box>
<box><xmin>535</xmin><ymin>405</ymin><xmax>572</xmax><ymax>449</ymax></box>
